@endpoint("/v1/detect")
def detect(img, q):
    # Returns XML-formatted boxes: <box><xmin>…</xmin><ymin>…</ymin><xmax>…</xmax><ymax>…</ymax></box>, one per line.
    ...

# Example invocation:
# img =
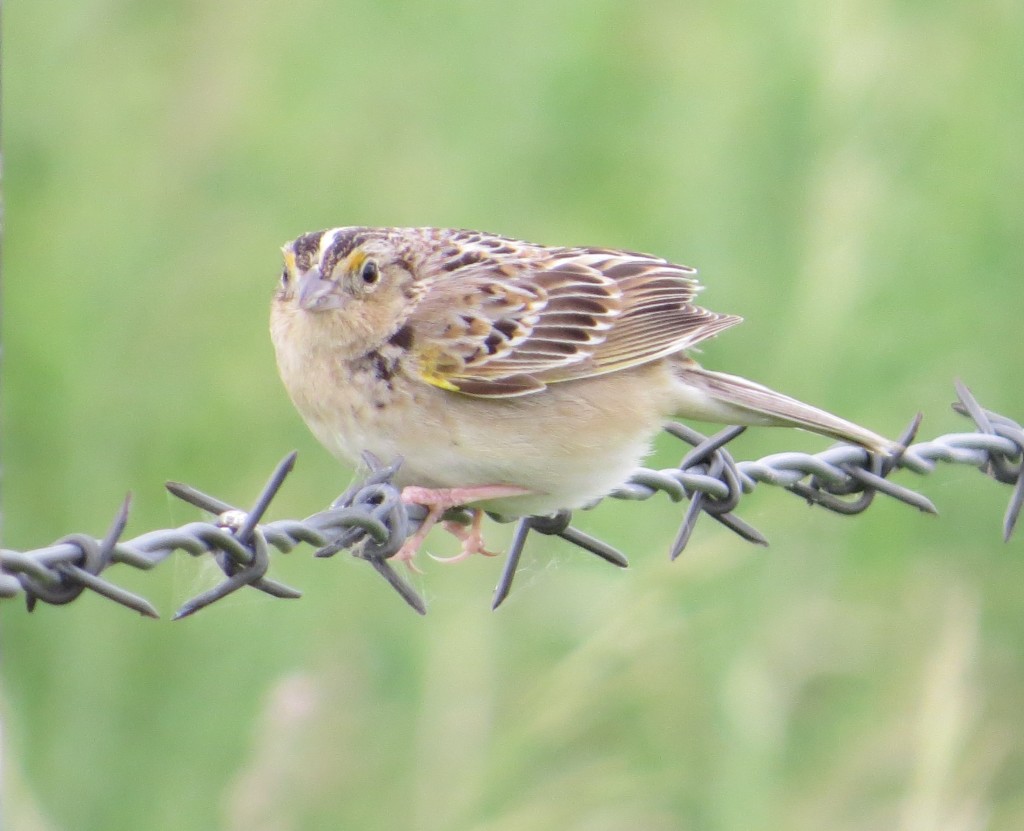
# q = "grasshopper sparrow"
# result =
<box><xmin>270</xmin><ymin>227</ymin><xmax>895</xmax><ymax>562</ymax></box>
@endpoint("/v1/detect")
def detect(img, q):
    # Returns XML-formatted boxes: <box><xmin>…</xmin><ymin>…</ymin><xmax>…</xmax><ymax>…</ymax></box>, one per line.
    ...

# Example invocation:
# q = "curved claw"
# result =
<box><xmin>428</xmin><ymin>549</ymin><xmax>475</xmax><ymax>565</ymax></box>
<box><xmin>428</xmin><ymin>516</ymin><xmax>501</xmax><ymax>563</ymax></box>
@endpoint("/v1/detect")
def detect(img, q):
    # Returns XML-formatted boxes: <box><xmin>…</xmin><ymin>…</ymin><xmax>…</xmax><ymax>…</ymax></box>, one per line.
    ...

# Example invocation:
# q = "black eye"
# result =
<box><xmin>360</xmin><ymin>260</ymin><xmax>380</xmax><ymax>285</ymax></box>
<box><xmin>279</xmin><ymin>268</ymin><xmax>290</xmax><ymax>289</ymax></box>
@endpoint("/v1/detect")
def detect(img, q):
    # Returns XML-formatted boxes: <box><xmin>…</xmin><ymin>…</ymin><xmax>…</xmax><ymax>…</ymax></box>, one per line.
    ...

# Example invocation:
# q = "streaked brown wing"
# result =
<box><xmin>408</xmin><ymin>247</ymin><xmax>741</xmax><ymax>397</ymax></box>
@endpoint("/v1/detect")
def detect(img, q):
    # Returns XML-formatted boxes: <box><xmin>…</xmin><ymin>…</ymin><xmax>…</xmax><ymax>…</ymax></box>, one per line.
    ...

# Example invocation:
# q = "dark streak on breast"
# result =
<box><xmin>364</xmin><ymin>349</ymin><xmax>400</xmax><ymax>391</ymax></box>
<box><xmin>388</xmin><ymin>324</ymin><xmax>415</xmax><ymax>350</ymax></box>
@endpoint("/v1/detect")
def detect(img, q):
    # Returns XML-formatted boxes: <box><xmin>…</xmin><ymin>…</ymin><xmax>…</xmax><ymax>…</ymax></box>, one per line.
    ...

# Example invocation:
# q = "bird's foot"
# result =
<box><xmin>430</xmin><ymin>512</ymin><xmax>502</xmax><ymax>563</ymax></box>
<box><xmin>391</xmin><ymin>484</ymin><xmax>529</xmax><ymax>566</ymax></box>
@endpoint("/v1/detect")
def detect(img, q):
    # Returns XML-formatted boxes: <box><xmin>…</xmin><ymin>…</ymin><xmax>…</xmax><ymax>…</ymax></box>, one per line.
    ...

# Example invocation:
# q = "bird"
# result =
<box><xmin>270</xmin><ymin>226</ymin><xmax>896</xmax><ymax>564</ymax></box>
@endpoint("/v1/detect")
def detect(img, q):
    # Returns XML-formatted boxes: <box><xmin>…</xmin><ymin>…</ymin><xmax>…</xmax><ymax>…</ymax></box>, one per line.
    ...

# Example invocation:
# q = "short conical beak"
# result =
<box><xmin>296</xmin><ymin>268</ymin><xmax>342</xmax><ymax>311</ymax></box>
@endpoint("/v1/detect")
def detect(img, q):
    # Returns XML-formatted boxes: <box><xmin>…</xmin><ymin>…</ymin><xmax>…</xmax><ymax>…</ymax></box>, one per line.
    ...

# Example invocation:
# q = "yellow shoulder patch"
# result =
<box><xmin>413</xmin><ymin>343</ymin><xmax>463</xmax><ymax>392</ymax></box>
<box><xmin>420</xmin><ymin>369</ymin><xmax>461</xmax><ymax>392</ymax></box>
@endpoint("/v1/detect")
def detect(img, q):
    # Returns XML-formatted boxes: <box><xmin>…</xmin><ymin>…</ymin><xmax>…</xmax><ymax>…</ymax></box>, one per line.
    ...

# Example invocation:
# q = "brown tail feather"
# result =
<box><xmin>676</xmin><ymin>366</ymin><xmax>897</xmax><ymax>454</ymax></box>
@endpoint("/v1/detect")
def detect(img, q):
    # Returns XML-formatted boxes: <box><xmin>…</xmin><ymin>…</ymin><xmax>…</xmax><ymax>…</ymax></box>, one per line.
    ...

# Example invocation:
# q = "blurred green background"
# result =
<box><xmin>3</xmin><ymin>0</ymin><xmax>1023</xmax><ymax>828</ymax></box>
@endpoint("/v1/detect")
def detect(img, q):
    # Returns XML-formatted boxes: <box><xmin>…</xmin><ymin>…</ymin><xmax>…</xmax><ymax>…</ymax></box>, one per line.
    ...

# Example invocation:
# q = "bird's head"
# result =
<box><xmin>272</xmin><ymin>226</ymin><xmax>423</xmax><ymax>354</ymax></box>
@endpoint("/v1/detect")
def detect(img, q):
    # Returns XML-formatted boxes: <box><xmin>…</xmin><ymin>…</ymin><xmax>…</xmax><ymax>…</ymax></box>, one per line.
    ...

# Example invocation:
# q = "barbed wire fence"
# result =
<box><xmin>2</xmin><ymin>382</ymin><xmax>1020</xmax><ymax>617</ymax></box>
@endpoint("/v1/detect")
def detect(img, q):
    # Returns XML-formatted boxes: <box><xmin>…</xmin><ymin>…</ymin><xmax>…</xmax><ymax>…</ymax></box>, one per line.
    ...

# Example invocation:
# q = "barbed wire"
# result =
<box><xmin>2</xmin><ymin>382</ymin><xmax>1020</xmax><ymax>616</ymax></box>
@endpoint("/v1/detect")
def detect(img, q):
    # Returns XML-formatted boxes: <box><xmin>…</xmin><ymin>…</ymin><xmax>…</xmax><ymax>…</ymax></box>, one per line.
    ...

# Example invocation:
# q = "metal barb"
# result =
<box><xmin>172</xmin><ymin>530</ymin><xmax>275</xmax><ymax>620</ymax></box>
<box><xmin>364</xmin><ymin>557</ymin><xmax>427</xmax><ymax>615</ymax></box>
<box><xmin>310</xmin><ymin>454</ymin><xmax>428</xmax><ymax>610</ymax></box>
<box><xmin>167</xmin><ymin>453</ymin><xmax>304</xmax><ymax>619</ymax></box>
<box><xmin>491</xmin><ymin>512</ymin><xmax>629</xmax><ymax>610</ymax></box>
<box><xmin>492</xmin><ymin>518</ymin><xmax>532</xmax><ymax>610</ymax></box>
<box><xmin>235</xmin><ymin>451</ymin><xmax>298</xmax><ymax>546</ymax></box>
<box><xmin>953</xmin><ymin>382</ymin><xmax>1023</xmax><ymax>484</ymax></box>
<box><xmin>1005</xmin><ymin>473</ymin><xmax>1024</xmax><ymax>542</ymax></box>
<box><xmin>665</xmin><ymin>427</ymin><xmax>757</xmax><ymax>559</ymax></box>
<box><xmin>670</xmin><ymin>458</ymin><xmax>722</xmax><ymax>559</ymax></box>
<box><xmin>951</xmin><ymin>382</ymin><xmax>1023</xmax><ymax>540</ymax></box>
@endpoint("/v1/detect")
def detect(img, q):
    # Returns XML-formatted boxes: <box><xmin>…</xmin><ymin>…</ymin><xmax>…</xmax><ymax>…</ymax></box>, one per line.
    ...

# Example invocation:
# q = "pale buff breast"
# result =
<box><xmin>281</xmin><ymin>347</ymin><xmax>679</xmax><ymax>517</ymax></box>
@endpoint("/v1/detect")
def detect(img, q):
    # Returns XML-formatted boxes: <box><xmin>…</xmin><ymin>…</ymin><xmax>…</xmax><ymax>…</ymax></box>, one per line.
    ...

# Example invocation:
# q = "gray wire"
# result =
<box><xmin>2</xmin><ymin>383</ymin><xmax>1020</xmax><ymax>616</ymax></box>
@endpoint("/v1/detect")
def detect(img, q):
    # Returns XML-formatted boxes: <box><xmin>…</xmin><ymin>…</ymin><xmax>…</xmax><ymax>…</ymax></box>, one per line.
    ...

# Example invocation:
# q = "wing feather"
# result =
<box><xmin>407</xmin><ymin>240</ymin><xmax>741</xmax><ymax>397</ymax></box>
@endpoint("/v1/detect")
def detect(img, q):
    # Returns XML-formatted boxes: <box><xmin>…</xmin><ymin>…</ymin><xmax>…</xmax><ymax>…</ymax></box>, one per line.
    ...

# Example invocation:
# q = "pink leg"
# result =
<box><xmin>389</xmin><ymin>502</ymin><xmax>446</xmax><ymax>569</ymax></box>
<box><xmin>391</xmin><ymin>484</ymin><xmax>530</xmax><ymax>565</ymax></box>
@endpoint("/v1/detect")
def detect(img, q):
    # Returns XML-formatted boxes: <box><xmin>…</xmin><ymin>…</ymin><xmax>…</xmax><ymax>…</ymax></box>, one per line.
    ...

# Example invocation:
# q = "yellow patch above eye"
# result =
<box><xmin>282</xmin><ymin>248</ymin><xmax>297</xmax><ymax>272</ymax></box>
<box><xmin>346</xmin><ymin>251</ymin><xmax>367</xmax><ymax>273</ymax></box>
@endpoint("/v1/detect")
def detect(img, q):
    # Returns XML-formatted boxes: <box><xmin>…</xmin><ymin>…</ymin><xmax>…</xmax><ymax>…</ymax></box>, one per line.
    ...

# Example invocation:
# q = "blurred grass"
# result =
<box><xmin>3</xmin><ymin>0</ymin><xmax>1023</xmax><ymax>828</ymax></box>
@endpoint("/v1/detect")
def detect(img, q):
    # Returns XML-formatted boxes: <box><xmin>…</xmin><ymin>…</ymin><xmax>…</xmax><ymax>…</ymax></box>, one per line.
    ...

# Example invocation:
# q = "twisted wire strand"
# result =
<box><xmin>2</xmin><ymin>383</ymin><xmax>1020</xmax><ymax>616</ymax></box>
